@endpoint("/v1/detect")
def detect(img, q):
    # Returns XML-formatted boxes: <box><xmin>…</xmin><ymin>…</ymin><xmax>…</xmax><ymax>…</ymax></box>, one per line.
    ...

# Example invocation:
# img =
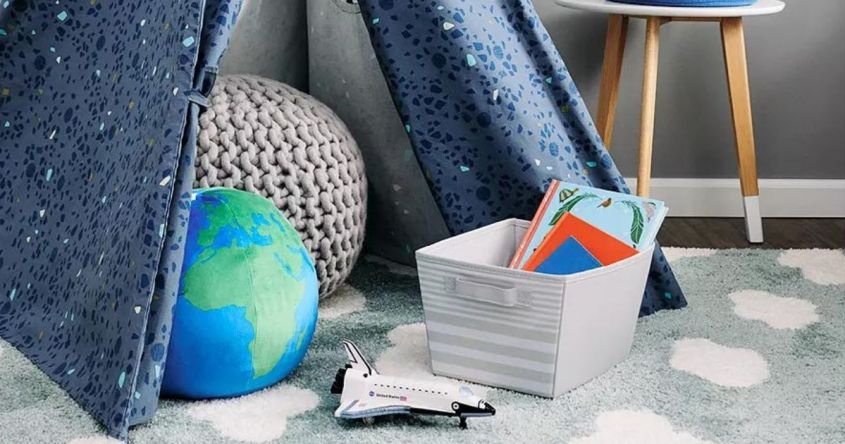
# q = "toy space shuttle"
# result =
<box><xmin>331</xmin><ymin>340</ymin><xmax>496</xmax><ymax>428</ymax></box>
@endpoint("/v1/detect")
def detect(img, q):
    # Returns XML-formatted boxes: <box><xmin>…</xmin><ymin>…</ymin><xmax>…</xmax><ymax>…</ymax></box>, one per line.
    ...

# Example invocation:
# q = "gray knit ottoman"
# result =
<box><xmin>195</xmin><ymin>75</ymin><xmax>367</xmax><ymax>297</ymax></box>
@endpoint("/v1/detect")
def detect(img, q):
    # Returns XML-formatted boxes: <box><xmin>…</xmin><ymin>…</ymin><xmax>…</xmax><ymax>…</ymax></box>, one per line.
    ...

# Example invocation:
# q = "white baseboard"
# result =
<box><xmin>623</xmin><ymin>178</ymin><xmax>845</xmax><ymax>218</ymax></box>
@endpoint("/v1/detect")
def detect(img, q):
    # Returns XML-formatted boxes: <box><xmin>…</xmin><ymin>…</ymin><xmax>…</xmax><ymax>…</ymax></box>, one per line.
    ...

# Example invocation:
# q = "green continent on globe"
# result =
<box><xmin>181</xmin><ymin>189</ymin><xmax>308</xmax><ymax>378</ymax></box>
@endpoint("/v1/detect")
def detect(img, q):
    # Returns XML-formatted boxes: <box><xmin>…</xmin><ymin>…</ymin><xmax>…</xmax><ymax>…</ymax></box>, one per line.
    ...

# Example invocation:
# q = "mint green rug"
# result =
<box><xmin>2</xmin><ymin>249</ymin><xmax>844</xmax><ymax>443</ymax></box>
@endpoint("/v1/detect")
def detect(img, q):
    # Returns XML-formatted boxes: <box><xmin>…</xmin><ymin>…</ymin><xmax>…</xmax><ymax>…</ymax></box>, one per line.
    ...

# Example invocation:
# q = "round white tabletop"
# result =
<box><xmin>553</xmin><ymin>0</ymin><xmax>784</xmax><ymax>17</ymax></box>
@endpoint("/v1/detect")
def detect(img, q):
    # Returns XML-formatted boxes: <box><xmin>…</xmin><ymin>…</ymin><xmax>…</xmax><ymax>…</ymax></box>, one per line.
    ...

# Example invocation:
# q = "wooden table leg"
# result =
<box><xmin>637</xmin><ymin>17</ymin><xmax>661</xmax><ymax>197</ymax></box>
<box><xmin>596</xmin><ymin>15</ymin><xmax>628</xmax><ymax>149</ymax></box>
<box><xmin>721</xmin><ymin>17</ymin><xmax>764</xmax><ymax>243</ymax></box>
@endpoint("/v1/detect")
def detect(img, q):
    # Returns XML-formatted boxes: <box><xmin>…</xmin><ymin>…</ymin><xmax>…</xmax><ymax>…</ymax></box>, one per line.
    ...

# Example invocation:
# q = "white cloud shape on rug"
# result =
<box><xmin>661</xmin><ymin>248</ymin><xmax>716</xmax><ymax>263</ymax></box>
<box><xmin>66</xmin><ymin>437</ymin><xmax>122</xmax><ymax>444</ymax></box>
<box><xmin>670</xmin><ymin>338</ymin><xmax>769</xmax><ymax>387</ymax></box>
<box><xmin>729</xmin><ymin>290</ymin><xmax>818</xmax><ymax>330</ymax></box>
<box><xmin>376</xmin><ymin>323</ymin><xmax>430</xmax><ymax>377</ymax></box>
<box><xmin>319</xmin><ymin>284</ymin><xmax>366</xmax><ymax>320</ymax></box>
<box><xmin>376</xmin><ymin>323</ymin><xmax>489</xmax><ymax>397</ymax></box>
<box><xmin>569</xmin><ymin>409</ymin><xmax>714</xmax><ymax>444</ymax></box>
<box><xmin>186</xmin><ymin>384</ymin><xmax>319</xmax><ymax>443</ymax></box>
<box><xmin>364</xmin><ymin>255</ymin><xmax>418</xmax><ymax>277</ymax></box>
<box><xmin>777</xmin><ymin>250</ymin><xmax>845</xmax><ymax>285</ymax></box>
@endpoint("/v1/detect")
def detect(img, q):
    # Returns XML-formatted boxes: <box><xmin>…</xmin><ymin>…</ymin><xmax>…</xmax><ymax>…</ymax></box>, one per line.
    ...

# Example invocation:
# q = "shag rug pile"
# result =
<box><xmin>1</xmin><ymin>249</ymin><xmax>843</xmax><ymax>443</ymax></box>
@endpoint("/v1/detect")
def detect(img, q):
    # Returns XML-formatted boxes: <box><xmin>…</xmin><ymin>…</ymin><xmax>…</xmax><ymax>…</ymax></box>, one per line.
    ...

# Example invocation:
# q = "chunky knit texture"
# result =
<box><xmin>195</xmin><ymin>75</ymin><xmax>367</xmax><ymax>297</ymax></box>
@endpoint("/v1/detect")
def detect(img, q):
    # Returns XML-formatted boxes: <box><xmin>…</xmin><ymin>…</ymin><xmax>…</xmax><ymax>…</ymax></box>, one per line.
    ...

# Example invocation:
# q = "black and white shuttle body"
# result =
<box><xmin>331</xmin><ymin>340</ymin><xmax>495</xmax><ymax>428</ymax></box>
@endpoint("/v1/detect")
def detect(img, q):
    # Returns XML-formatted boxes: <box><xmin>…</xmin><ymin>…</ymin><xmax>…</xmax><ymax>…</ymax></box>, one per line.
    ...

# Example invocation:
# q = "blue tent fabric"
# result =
<box><xmin>0</xmin><ymin>0</ymin><xmax>241</xmax><ymax>438</ymax></box>
<box><xmin>128</xmin><ymin>0</ymin><xmax>242</xmax><ymax>427</ymax></box>
<box><xmin>357</xmin><ymin>0</ymin><xmax>686</xmax><ymax>314</ymax></box>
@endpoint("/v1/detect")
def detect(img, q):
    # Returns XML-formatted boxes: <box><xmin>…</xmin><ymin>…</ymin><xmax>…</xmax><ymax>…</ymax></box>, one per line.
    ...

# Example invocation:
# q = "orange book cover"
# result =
<box><xmin>508</xmin><ymin>180</ymin><xmax>560</xmax><ymax>268</ymax></box>
<box><xmin>521</xmin><ymin>212</ymin><xmax>637</xmax><ymax>271</ymax></box>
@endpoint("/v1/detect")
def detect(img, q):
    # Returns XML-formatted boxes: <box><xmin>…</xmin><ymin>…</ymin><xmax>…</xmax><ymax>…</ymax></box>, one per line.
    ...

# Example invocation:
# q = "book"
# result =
<box><xmin>534</xmin><ymin>236</ymin><xmax>602</xmax><ymax>275</ymax></box>
<box><xmin>522</xmin><ymin>213</ymin><xmax>638</xmax><ymax>271</ymax></box>
<box><xmin>510</xmin><ymin>180</ymin><xmax>667</xmax><ymax>269</ymax></box>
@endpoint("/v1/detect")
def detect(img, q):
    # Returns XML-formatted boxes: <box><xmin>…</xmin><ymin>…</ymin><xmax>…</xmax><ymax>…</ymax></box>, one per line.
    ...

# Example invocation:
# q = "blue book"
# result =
<box><xmin>534</xmin><ymin>236</ymin><xmax>602</xmax><ymax>275</ymax></box>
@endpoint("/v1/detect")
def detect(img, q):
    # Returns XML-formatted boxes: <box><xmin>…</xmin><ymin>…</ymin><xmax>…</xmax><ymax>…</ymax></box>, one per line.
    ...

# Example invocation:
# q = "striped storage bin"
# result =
<box><xmin>416</xmin><ymin>219</ymin><xmax>653</xmax><ymax>397</ymax></box>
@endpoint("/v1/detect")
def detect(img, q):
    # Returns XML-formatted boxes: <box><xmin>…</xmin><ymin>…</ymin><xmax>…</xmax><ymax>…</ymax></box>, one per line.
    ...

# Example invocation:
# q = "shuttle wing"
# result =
<box><xmin>334</xmin><ymin>399</ymin><xmax>410</xmax><ymax>419</ymax></box>
<box><xmin>342</xmin><ymin>339</ymin><xmax>378</xmax><ymax>376</ymax></box>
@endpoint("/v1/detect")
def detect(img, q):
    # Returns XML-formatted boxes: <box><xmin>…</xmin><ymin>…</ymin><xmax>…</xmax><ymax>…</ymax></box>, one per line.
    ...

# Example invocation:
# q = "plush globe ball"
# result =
<box><xmin>161</xmin><ymin>188</ymin><xmax>318</xmax><ymax>399</ymax></box>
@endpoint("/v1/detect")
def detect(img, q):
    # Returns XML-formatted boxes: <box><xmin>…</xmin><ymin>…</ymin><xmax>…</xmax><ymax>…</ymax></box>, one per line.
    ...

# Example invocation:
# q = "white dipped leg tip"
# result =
<box><xmin>743</xmin><ymin>195</ymin><xmax>763</xmax><ymax>243</ymax></box>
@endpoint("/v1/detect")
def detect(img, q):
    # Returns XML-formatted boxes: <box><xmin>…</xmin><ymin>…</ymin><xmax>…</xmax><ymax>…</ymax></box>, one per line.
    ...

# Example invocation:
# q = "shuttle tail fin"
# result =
<box><xmin>342</xmin><ymin>339</ymin><xmax>378</xmax><ymax>376</ymax></box>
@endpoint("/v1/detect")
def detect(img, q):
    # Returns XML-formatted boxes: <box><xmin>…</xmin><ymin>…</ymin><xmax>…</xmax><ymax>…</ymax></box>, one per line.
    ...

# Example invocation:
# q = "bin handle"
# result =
<box><xmin>449</xmin><ymin>277</ymin><xmax>528</xmax><ymax>308</ymax></box>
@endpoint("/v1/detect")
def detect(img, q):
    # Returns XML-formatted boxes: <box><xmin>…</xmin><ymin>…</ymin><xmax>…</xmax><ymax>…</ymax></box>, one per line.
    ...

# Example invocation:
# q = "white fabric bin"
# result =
<box><xmin>415</xmin><ymin>218</ymin><xmax>653</xmax><ymax>398</ymax></box>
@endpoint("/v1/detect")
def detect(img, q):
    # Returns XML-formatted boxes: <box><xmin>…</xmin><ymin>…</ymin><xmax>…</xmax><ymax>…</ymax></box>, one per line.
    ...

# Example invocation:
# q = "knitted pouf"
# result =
<box><xmin>195</xmin><ymin>75</ymin><xmax>367</xmax><ymax>297</ymax></box>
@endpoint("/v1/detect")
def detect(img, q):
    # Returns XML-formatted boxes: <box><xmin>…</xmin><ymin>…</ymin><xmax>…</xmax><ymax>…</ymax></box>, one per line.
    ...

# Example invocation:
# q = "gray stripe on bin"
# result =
<box><xmin>430</xmin><ymin>350</ymin><xmax>554</xmax><ymax>383</ymax></box>
<box><xmin>424</xmin><ymin>294</ymin><xmax>564</xmax><ymax>314</ymax></box>
<box><xmin>427</xmin><ymin>331</ymin><xmax>557</xmax><ymax>364</ymax></box>
<box><xmin>424</xmin><ymin>310</ymin><xmax>558</xmax><ymax>343</ymax></box>
<box><xmin>422</xmin><ymin>299</ymin><xmax>560</xmax><ymax>329</ymax></box>
<box><xmin>418</xmin><ymin>273</ymin><xmax>563</xmax><ymax>302</ymax></box>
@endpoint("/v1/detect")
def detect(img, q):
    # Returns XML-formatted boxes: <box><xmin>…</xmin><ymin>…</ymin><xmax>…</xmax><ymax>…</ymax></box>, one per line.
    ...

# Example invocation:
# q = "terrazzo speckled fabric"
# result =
<box><xmin>0</xmin><ymin>0</ymin><xmax>242</xmax><ymax>438</ymax></box>
<box><xmin>0</xmin><ymin>249</ymin><xmax>843</xmax><ymax>443</ymax></box>
<box><xmin>355</xmin><ymin>0</ymin><xmax>685</xmax><ymax>314</ymax></box>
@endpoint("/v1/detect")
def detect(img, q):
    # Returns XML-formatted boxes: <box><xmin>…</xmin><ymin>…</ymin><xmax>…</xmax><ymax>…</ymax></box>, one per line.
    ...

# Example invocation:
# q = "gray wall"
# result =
<box><xmin>220</xmin><ymin>0</ymin><xmax>309</xmax><ymax>91</ymax></box>
<box><xmin>222</xmin><ymin>0</ymin><xmax>844</xmax><ymax>179</ymax></box>
<box><xmin>536</xmin><ymin>0</ymin><xmax>845</xmax><ymax>179</ymax></box>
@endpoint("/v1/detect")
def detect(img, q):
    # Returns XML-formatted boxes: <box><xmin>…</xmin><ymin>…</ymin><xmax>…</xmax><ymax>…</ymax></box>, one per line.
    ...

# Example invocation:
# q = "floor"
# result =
<box><xmin>659</xmin><ymin>218</ymin><xmax>845</xmax><ymax>249</ymax></box>
<box><xmin>4</xmin><ymin>251</ymin><xmax>843</xmax><ymax>443</ymax></box>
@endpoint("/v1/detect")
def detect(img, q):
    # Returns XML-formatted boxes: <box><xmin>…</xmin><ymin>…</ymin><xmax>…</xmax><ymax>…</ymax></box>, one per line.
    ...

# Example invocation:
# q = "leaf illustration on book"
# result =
<box><xmin>549</xmin><ymin>192</ymin><xmax>598</xmax><ymax>225</ymax></box>
<box><xmin>621</xmin><ymin>200</ymin><xmax>644</xmax><ymax>244</ymax></box>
